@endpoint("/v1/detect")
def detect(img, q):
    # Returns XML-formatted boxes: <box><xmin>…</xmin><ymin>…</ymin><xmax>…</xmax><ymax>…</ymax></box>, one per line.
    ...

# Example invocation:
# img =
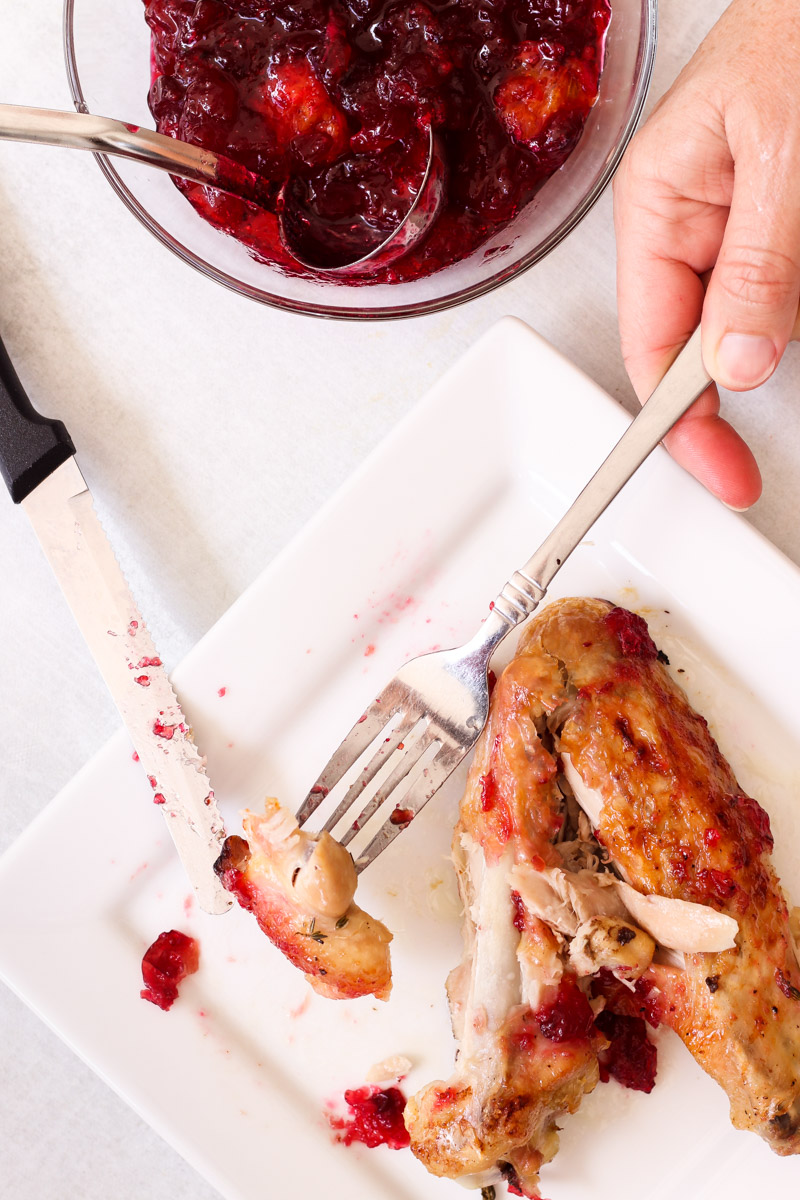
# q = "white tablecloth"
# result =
<box><xmin>2</xmin><ymin>3</ymin><xmax>798</xmax><ymax>1196</ymax></box>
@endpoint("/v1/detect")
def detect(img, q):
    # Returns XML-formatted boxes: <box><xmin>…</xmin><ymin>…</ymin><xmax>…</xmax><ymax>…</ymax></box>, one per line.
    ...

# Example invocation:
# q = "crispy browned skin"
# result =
<box><xmin>406</xmin><ymin>647</ymin><xmax>602</xmax><ymax>1195</ymax></box>
<box><xmin>520</xmin><ymin>597</ymin><xmax>800</xmax><ymax>1154</ymax></box>
<box><xmin>215</xmin><ymin>800</ymin><xmax>392</xmax><ymax>1001</ymax></box>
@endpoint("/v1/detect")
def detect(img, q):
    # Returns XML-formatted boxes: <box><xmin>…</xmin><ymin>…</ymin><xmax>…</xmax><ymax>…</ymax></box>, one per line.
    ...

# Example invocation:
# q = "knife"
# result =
<box><xmin>0</xmin><ymin>331</ymin><xmax>231</xmax><ymax>915</ymax></box>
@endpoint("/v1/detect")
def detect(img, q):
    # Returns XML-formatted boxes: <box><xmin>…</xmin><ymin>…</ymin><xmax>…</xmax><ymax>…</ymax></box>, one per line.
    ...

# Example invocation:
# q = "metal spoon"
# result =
<box><xmin>0</xmin><ymin>103</ymin><xmax>444</xmax><ymax>273</ymax></box>
<box><xmin>277</xmin><ymin>125</ymin><xmax>446</xmax><ymax>275</ymax></box>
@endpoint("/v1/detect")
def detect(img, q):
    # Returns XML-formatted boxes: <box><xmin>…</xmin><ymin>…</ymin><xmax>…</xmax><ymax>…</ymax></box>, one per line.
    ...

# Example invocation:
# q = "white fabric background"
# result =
<box><xmin>1</xmin><ymin>2</ymin><xmax>798</xmax><ymax>1196</ymax></box>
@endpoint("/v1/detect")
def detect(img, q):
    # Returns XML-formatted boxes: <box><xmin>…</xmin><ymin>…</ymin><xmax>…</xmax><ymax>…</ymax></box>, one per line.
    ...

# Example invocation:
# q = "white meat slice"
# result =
<box><xmin>614</xmin><ymin>880</ymin><xmax>739</xmax><ymax>954</ymax></box>
<box><xmin>560</xmin><ymin>753</ymin><xmax>605</xmax><ymax>830</ymax></box>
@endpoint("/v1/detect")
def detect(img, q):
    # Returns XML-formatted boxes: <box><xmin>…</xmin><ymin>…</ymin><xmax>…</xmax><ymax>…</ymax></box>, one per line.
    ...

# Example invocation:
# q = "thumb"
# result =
<box><xmin>702</xmin><ymin>160</ymin><xmax>800</xmax><ymax>391</ymax></box>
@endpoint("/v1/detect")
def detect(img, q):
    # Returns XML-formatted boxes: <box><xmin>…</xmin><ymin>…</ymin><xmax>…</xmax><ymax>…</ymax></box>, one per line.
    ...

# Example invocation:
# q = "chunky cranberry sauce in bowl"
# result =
<box><xmin>65</xmin><ymin>0</ymin><xmax>655</xmax><ymax>316</ymax></box>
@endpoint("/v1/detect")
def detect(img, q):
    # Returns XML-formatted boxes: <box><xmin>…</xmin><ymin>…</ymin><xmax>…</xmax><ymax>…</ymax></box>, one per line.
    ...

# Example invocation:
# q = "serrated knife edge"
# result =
<box><xmin>21</xmin><ymin>457</ymin><xmax>231</xmax><ymax>915</ymax></box>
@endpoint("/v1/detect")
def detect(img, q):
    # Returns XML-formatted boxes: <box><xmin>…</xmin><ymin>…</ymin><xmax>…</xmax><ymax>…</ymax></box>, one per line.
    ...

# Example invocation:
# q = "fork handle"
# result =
<box><xmin>486</xmin><ymin>327</ymin><xmax>709</xmax><ymax>637</ymax></box>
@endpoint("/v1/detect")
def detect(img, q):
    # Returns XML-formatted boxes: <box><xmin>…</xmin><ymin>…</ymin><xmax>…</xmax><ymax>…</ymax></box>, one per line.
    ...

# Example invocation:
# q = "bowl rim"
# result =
<box><xmin>63</xmin><ymin>0</ymin><xmax>658</xmax><ymax>322</ymax></box>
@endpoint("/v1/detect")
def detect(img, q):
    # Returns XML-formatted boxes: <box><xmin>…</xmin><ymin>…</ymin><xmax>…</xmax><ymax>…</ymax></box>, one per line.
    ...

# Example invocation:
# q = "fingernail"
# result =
<box><xmin>715</xmin><ymin>333</ymin><xmax>777</xmax><ymax>389</ymax></box>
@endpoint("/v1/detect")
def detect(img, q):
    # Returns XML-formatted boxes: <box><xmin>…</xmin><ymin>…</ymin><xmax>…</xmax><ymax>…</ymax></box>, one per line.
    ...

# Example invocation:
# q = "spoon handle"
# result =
<box><xmin>0</xmin><ymin>103</ymin><xmax>250</xmax><ymax>196</ymax></box>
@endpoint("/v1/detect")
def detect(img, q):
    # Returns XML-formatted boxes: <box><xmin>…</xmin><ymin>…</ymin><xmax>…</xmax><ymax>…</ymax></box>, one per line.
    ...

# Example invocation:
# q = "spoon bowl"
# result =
<box><xmin>277</xmin><ymin>127</ymin><xmax>446</xmax><ymax>275</ymax></box>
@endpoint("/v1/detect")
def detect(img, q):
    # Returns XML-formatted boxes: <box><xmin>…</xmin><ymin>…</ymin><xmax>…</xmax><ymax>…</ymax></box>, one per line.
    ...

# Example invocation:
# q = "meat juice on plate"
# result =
<box><xmin>141</xmin><ymin>0</ymin><xmax>611</xmax><ymax>278</ymax></box>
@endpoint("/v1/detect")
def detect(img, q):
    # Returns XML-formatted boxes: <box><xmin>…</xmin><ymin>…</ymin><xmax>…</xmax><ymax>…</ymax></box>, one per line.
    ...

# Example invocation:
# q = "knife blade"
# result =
<box><xmin>0</xmin><ymin>332</ymin><xmax>231</xmax><ymax>915</ymax></box>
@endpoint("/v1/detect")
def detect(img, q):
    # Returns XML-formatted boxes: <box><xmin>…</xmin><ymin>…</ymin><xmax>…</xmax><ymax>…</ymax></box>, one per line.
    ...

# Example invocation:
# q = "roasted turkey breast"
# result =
<box><xmin>407</xmin><ymin>597</ymin><xmax>800</xmax><ymax>1196</ymax></box>
<box><xmin>533</xmin><ymin>597</ymin><xmax>800</xmax><ymax>1154</ymax></box>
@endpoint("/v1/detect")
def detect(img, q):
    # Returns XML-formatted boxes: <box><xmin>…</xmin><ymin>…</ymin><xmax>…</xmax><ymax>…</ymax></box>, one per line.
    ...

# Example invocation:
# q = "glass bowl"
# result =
<box><xmin>64</xmin><ymin>0</ymin><xmax>657</xmax><ymax>320</ymax></box>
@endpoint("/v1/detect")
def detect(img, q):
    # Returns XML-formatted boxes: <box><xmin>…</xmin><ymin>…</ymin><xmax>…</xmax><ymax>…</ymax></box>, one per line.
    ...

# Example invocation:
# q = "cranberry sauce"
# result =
<box><xmin>329</xmin><ymin>1085</ymin><xmax>411</xmax><ymax>1148</ymax></box>
<box><xmin>142</xmin><ymin>0</ymin><xmax>610</xmax><ymax>279</ymax></box>
<box><xmin>140</xmin><ymin>929</ymin><xmax>200</xmax><ymax>1010</ymax></box>
<box><xmin>604</xmin><ymin>606</ymin><xmax>658</xmax><ymax>661</ymax></box>
<box><xmin>594</xmin><ymin>1010</ymin><xmax>657</xmax><ymax>1093</ymax></box>
<box><xmin>534</xmin><ymin>978</ymin><xmax>595</xmax><ymax>1042</ymax></box>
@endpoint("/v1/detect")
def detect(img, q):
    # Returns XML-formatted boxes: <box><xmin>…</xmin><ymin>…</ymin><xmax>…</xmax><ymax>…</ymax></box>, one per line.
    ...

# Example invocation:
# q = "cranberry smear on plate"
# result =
<box><xmin>328</xmin><ymin>1085</ymin><xmax>411</xmax><ymax>1148</ymax></box>
<box><xmin>142</xmin><ymin>0</ymin><xmax>610</xmax><ymax>280</ymax></box>
<box><xmin>140</xmin><ymin>929</ymin><xmax>200</xmax><ymax>1010</ymax></box>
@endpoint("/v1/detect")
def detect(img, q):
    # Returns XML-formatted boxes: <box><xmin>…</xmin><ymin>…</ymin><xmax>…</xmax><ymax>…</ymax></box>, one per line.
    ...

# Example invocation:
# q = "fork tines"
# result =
<box><xmin>295</xmin><ymin>688</ymin><xmax>462</xmax><ymax>871</ymax></box>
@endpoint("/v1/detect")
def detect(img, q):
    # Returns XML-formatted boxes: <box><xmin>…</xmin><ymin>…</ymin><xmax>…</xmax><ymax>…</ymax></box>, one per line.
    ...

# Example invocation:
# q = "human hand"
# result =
<box><xmin>613</xmin><ymin>0</ymin><xmax>800</xmax><ymax>508</ymax></box>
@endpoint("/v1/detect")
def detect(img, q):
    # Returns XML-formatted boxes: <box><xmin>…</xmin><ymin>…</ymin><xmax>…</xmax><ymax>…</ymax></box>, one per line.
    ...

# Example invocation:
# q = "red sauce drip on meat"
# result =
<box><xmin>329</xmin><ymin>1085</ymin><xmax>410</xmax><ymax>1149</ymax></box>
<box><xmin>479</xmin><ymin>771</ymin><xmax>496</xmax><ymax>811</ymax></box>
<box><xmin>500</xmin><ymin>1162</ymin><xmax>540</xmax><ymax>1198</ymax></box>
<box><xmin>695</xmin><ymin>867</ymin><xmax>738</xmax><ymax>902</ymax></box>
<box><xmin>534</xmin><ymin>979</ymin><xmax>594</xmax><ymax>1042</ymax></box>
<box><xmin>433</xmin><ymin>1085</ymin><xmax>459</xmax><ymax>1110</ymax></box>
<box><xmin>728</xmin><ymin>792</ymin><xmax>774</xmax><ymax>855</ymax></box>
<box><xmin>510</xmin><ymin>890</ymin><xmax>526</xmax><ymax>931</ymax></box>
<box><xmin>217</xmin><ymin>866</ymin><xmax>252</xmax><ymax>910</ymax></box>
<box><xmin>673</xmin><ymin>793</ymin><xmax>774</xmax><ymax>915</ymax></box>
<box><xmin>604</xmin><ymin>606</ymin><xmax>658</xmax><ymax>660</ymax></box>
<box><xmin>140</xmin><ymin>929</ymin><xmax>200</xmax><ymax>1010</ymax></box>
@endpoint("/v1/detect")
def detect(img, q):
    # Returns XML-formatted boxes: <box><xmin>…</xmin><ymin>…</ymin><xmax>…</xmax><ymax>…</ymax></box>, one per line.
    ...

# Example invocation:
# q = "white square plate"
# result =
<box><xmin>1</xmin><ymin>318</ymin><xmax>799</xmax><ymax>1200</ymax></box>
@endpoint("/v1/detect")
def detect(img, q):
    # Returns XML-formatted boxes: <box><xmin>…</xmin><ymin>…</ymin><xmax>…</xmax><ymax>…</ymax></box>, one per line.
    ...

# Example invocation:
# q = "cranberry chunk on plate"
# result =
<box><xmin>140</xmin><ymin>929</ymin><xmax>200</xmax><ymax>1011</ymax></box>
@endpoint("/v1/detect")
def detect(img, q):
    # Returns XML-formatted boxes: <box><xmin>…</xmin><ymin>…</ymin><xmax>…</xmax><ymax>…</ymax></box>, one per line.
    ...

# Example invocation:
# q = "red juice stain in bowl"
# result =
<box><xmin>142</xmin><ymin>0</ymin><xmax>610</xmax><ymax>280</ymax></box>
<box><xmin>328</xmin><ymin>1085</ymin><xmax>410</xmax><ymax>1149</ymax></box>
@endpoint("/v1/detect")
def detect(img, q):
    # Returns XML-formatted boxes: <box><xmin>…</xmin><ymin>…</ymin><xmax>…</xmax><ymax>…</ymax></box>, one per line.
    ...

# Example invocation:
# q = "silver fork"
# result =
<box><xmin>296</xmin><ymin>329</ymin><xmax>711</xmax><ymax>869</ymax></box>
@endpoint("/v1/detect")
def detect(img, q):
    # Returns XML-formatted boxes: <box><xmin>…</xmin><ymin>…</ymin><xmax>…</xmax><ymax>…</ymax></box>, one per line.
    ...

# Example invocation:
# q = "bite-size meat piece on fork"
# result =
<box><xmin>215</xmin><ymin>799</ymin><xmax>392</xmax><ymax>1001</ymax></box>
<box><xmin>525</xmin><ymin>597</ymin><xmax>800</xmax><ymax>1155</ymax></box>
<box><xmin>405</xmin><ymin>649</ymin><xmax>607</xmax><ymax>1196</ymax></box>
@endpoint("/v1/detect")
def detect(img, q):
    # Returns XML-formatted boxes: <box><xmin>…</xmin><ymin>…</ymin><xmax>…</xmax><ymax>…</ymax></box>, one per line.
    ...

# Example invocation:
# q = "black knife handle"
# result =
<box><xmin>0</xmin><ymin>333</ymin><xmax>75</xmax><ymax>503</ymax></box>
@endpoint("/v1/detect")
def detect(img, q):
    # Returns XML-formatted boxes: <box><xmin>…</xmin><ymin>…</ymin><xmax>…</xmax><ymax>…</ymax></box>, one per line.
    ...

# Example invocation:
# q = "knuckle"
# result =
<box><xmin>715</xmin><ymin>245</ymin><xmax>800</xmax><ymax>312</ymax></box>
